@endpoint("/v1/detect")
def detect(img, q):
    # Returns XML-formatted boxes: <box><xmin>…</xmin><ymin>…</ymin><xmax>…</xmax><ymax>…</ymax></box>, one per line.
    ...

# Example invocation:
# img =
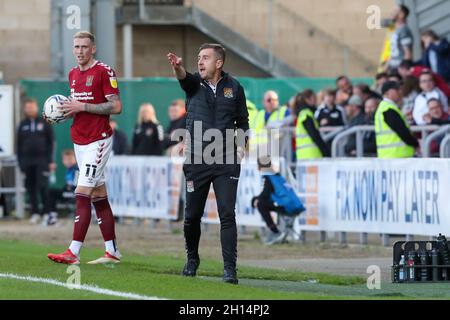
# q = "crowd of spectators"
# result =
<box><xmin>255</xmin><ymin>4</ymin><xmax>450</xmax><ymax>158</ymax></box>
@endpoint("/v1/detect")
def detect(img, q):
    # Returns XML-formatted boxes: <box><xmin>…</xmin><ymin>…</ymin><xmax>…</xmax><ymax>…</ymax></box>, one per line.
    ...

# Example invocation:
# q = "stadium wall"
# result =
<box><xmin>0</xmin><ymin>0</ymin><xmax>397</xmax><ymax>83</ymax></box>
<box><xmin>115</xmin><ymin>25</ymin><xmax>269</xmax><ymax>78</ymax></box>
<box><xmin>0</xmin><ymin>0</ymin><xmax>51</xmax><ymax>84</ymax></box>
<box><xmin>187</xmin><ymin>0</ymin><xmax>397</xmax><ymax>77</ymax></box>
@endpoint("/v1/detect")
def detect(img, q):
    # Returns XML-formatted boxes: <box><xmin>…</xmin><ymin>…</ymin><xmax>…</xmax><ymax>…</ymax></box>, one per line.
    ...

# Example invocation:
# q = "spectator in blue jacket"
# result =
<box><xmin>251</xmin><ymin>156</ymin><xmax>285</xmax><ymax>245</ymax></box>
<box><xmin>420</xmin><ymin>30</ymin><xmax>450</xmax><ymax>82</ymax></box>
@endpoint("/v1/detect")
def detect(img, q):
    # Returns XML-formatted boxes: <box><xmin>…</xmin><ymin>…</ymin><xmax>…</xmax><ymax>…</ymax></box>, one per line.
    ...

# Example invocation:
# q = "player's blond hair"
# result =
<box><xmin>73</xmin><ymin>31</ymin><xmax>95</xmax><ymax>44</ymax></box>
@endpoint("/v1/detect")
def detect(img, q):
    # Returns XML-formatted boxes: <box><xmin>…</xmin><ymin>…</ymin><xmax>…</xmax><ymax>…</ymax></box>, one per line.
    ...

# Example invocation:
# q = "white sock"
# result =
<box><xmin>69</xmin><ymin>241</ymin><xmax>83</xmax><ymax>257</ymax></box>
<box><xmin>105</xmin><ymin>240</ymin><xmax>118</xmax><ymax>255</ymax></box>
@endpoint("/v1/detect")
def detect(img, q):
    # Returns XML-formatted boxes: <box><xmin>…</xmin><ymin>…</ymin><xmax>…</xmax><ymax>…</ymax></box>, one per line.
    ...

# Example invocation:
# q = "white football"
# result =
<box><xmin>43</xmin><ymin>94</ymin><xmax>68</xmax><ymax>124</ymax></box>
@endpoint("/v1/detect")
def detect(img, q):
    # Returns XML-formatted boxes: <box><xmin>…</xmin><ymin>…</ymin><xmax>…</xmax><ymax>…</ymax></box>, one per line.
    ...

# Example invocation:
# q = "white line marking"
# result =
<box><xmin>0</xmin><ymin>273</ymin><xmax>165</xmax><ymax>300</ymax></box>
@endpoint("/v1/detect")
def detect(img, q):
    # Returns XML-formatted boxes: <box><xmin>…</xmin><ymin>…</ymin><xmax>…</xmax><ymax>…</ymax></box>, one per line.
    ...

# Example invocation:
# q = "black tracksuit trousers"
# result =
<box><xmin>183</xmin><ymin>163</ymin><xmax>240</xmax><ymax>270</ymax></box>
<box><xmin>257</xmin><ymin>199</ymin><xmax>279</xmax><ymax>232</ymax></box>
<box><xmin>22</xmin><ymin>163</ymin><xmax>50</xmax><ymax>216</ymax></box>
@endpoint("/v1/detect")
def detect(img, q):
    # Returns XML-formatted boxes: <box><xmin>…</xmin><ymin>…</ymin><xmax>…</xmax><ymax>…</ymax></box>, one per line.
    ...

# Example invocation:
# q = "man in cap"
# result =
<box><xmin>344</xmin><ymin>95</ymin><xmax>366</xmax><ymax>156</ymax></box>
<box><xmin>374</xmin><ymin>81</ymin><xmax>419</xmax><ymax>158</ymax></box>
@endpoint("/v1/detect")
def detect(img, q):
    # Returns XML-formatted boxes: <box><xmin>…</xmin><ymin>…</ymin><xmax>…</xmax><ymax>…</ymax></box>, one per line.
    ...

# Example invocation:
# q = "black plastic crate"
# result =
<box><xmin>392</xmin><ymin>240</ymin><xmax>450</xmax><ymax>283</ymax></box>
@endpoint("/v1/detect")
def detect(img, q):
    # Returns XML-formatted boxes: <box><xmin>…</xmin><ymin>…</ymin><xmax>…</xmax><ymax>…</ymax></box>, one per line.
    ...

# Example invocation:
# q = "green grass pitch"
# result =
<box><xmin>1</xmin><ymin>239</ymin><xmax>449</xmax><ymax>300</ymax></box>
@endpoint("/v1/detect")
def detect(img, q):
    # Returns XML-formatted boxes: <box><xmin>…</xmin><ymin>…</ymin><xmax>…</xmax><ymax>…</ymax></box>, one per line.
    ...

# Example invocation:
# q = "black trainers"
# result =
<box><xmin>182</xmin><ymin>258</ymin><xmax>200</xmax><ymax>277</ymax></box>
<box><xmin>223</xmin><ymin>268</ymin><xmax>238</xmax><ymax>285</ymax></box>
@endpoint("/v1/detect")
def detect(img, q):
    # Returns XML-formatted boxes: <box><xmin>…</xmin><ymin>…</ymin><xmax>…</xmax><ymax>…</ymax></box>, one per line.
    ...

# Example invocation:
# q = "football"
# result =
<box><xmin>43</xmin><ymin>94</ymin><xmax>68</xmax><ymax>124</ymax></box>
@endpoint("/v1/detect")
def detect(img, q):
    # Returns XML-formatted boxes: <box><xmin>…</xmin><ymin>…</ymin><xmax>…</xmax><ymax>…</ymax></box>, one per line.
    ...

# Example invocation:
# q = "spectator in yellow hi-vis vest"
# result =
<box><xmin>375</xmin><ymin>81</ymin><xmax>419</xmax><ymax>158</ymax></box>
<box><xmin>295</xmin><ymin>90</ymin><xmax>329</xmax><ymax>160</ymax></box>
<box><xmin>250</xmin><ymin>91</ymin><xmax>290</xmax><ymax>154</ymax></box>
<box><xmin>246</xmin><ymin>99</ymin><xmax>258</xmax><ymax>129</ymax></box>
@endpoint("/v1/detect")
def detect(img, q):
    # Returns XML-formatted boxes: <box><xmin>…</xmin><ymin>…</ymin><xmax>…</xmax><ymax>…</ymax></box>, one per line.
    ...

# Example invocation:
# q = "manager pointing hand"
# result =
<box><xmin>167</xmin><ymin>44</ymin><xmax>249</xmax><ymax>284</ymax></box>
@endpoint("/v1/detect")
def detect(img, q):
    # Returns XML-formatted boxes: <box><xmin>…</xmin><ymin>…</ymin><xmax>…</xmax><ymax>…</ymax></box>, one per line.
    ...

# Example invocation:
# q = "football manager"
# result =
<box><xmin>167</xmin><ymin>43</ymin><xmax>249</xmax><ymax>284</ymax></box>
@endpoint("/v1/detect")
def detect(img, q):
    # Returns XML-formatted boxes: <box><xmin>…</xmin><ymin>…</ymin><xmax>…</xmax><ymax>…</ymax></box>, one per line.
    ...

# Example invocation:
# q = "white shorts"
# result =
<box><xmin>74</xmin><ymin>136</ymin><xmax>113</xmax><ymax>188</ymax></box>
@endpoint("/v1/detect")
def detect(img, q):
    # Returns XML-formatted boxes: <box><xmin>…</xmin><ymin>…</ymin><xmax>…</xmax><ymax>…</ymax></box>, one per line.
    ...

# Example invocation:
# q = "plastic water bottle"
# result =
<box><xmin>398</xmin><ymin>255</ymin><xmax>405</xmax><ymax>282</ymax></box>
<box><xmin>407</xmin><ymin>251</ymin><xmax>417</xmax><ymax>282</ymax></box>
<box><xmin>431</xmin><ymin>249</ymin><xmax>440</xmax><ymax>281</ymax></box>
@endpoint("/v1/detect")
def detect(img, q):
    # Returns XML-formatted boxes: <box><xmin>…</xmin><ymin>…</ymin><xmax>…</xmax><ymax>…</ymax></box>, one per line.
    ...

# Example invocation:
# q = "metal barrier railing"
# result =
<box><xmin>439</xmin><ymin>134</ymin><xmax>450</xmax><ymax>158</ymax></box>
<box><xmin>330</xmin><ymin>125</ymin><xmax>441</xmax><ymax>158</ymax></box>
<box><xmin>423</xmin><ymin>125</ymin><xmax>450</xmax><ymax>158</ymax></box>
<box><xmin>331</xmin><ymin>125</ymin><xmax>375</xmax><ymax>158</ymax></box>
<box><xmin>279</xmin><ymin>125</ymin><xmax>442</xmax><ymax>161</ymax></box>
<box><xmin>412</xmin><ymin>125</ymin><xmax>442</xmax><ymax>144</ymax></box>
<box><xmin>279</xmin><ymin>124</ymin><xmax>443</xmax><ymax>161</ymax></box>
<box><xmin>279</xmin><ymin>126</ymin><xmax>344</xmax><ymax>168</ymax></box>
<box><xmin>0</xmin><ymin>156</ymin><xmax>25</xmax><ymax>219</ymax></box>
<box><xmin>321</xmin><ymin>126</ymin><xmax>345</xmax><ymax>142</ymax></box>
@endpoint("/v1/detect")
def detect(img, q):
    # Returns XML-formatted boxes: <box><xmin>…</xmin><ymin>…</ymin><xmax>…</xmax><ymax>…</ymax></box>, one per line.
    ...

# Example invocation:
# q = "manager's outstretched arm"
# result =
<box><xmin>167</xmin><ymin>52</ymin><xmax>187</xmax><ymax>80</ymax></box>
<box><xmin>168</xmin><ymin>52</ymin><xmax>199</xmax><ymax>96</ymax></box>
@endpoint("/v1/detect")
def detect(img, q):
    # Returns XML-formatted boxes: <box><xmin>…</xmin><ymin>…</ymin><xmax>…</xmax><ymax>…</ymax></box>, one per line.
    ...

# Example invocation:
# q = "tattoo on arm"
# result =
<box><xmin>84</xmin><ymin>95</ymin><xmax>119</xmax><ymax>115</ymax></box>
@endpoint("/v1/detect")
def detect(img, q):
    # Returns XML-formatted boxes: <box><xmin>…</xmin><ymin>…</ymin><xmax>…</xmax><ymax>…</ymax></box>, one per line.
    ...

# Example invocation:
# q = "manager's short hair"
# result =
<box><xmin>199</xmin><ymin>43</ymin><xmax>226</xmax><ymax>63</ymax></box>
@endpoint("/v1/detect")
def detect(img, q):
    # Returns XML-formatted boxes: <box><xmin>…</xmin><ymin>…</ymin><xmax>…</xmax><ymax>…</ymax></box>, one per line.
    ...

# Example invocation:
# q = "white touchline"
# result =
<box><xmin>0</xmin><ymin>273</ymin><xmax>166</xmax><ymax>300</ymax></box>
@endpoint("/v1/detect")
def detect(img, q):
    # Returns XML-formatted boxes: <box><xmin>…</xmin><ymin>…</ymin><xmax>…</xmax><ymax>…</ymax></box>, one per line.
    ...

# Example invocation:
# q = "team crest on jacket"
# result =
<box><xmin>86</xmin><ymin>76</ymin><xmax>94</xmax><ymax>86</ymax></box>
<box><xmin>224</xmin><ymin>88</ymin><xmax>233</xmax><ymax>98</ymax></box>
<box><xmin>187</xmin><ymin>180</ymin><xmax>194</xmax><ymax>192</ymax></box>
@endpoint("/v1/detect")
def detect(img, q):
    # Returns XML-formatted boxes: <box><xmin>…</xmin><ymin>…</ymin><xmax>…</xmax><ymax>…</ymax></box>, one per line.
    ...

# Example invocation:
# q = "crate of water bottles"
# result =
<box><xmin>392</xmin><ymin>234</ymin><xmax>450</xmax><ymax>283</ymax></box>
